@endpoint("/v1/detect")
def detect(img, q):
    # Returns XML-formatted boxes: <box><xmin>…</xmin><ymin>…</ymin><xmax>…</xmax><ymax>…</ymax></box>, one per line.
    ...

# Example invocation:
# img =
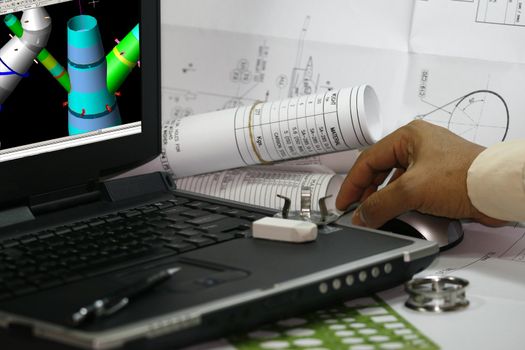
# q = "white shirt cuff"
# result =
<box><xmin>467</xmin><ymin>140</ymin><xmax>525</xmax><ymax>222</ymax></box>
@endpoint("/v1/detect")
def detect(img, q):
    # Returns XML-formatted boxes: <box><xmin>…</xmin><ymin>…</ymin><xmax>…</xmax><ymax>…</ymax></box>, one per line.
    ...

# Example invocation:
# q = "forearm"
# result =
<box><xmin>467</xmin><ymin>140</ymin><xmax>525</xmax><ymax>222</ymax></box>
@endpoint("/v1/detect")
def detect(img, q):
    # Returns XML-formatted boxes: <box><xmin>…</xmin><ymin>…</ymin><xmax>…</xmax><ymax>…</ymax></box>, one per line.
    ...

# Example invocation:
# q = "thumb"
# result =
<box><xmin>352</xmin><ymin>179</ymin><xmax>414</xmax><ymax>228</ymax></box>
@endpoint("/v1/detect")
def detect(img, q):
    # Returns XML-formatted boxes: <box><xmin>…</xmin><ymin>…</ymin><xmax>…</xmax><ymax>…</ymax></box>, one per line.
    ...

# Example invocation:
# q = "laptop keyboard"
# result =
<box><xmin>0</xmin><ymin>195</ymin><xmax>267</xmax><ymax>302</ymax></box>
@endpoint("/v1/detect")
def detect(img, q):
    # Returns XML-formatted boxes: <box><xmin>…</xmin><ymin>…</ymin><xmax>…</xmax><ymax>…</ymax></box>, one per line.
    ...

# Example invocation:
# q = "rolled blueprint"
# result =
<box><xmin>164</xmin><ymin>85</ymin><xmax>382</xmax><ymax>178</ymax></box>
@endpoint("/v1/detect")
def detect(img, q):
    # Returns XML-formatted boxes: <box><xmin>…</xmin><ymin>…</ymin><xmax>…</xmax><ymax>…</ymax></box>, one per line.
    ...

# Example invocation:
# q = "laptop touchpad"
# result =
<box><xmin>115</xmin><ymin>258</ymin><xmax>250</xmax><ymax>293</ymax></box>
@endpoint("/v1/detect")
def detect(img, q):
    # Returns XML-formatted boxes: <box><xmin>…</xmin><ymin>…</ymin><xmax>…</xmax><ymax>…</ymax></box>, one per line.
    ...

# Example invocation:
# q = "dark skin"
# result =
<box><xmin>335</xmin><ymin>120</ymin><xmax>505</xmax><ymax>228</ymax></box>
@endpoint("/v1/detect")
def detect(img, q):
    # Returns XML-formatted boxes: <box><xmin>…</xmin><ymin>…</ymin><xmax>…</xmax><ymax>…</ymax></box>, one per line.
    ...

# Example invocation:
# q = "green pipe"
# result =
<box><xmin>106</xmin><ymin>24</ymin><xmax>140</xmax><ymax>94</ymax></box>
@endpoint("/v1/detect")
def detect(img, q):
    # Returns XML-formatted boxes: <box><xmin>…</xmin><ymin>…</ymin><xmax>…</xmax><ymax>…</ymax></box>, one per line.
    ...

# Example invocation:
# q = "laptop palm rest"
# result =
<box><xmin>0</xmin><ymin>228</ymin><xmax>415</xmax><ymax>335</ymax></box>
<box><xmin>95</xmin><ymin>229</ymin><xmax>411</xmax><ymax>329</ymax></box>
<box><xmin>181</xmin><ymin>227</ymin><xmax>412</xmax><ymax>282</ymax></box>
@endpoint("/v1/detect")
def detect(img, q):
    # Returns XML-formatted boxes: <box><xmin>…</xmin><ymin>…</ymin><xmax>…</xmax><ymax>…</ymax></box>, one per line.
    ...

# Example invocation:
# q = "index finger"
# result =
<box><xmin>335</xmin><ymin>128</ymin><xmax>412</xmax><ymax>211</ymax></box>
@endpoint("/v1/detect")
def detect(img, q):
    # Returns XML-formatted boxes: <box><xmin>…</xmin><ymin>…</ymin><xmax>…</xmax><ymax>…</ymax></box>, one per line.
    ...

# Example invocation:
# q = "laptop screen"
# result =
<box><xmin>0</xmin><ymin>0</ymin><xmax>141</xmax><ymax>163</ymax></box>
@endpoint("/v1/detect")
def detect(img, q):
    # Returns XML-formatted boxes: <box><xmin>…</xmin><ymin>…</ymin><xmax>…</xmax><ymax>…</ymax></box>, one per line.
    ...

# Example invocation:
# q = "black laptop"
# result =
<box><xmin>0</xmin><ymin>1</ymin><xmax>438</xmax><ymax>349</ymax></box>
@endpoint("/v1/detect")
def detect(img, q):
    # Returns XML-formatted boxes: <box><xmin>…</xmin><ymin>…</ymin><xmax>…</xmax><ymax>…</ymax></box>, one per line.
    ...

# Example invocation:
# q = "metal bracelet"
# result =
<box><xmin>405</xmin><ymin>276</ymin><xmax>469</xmax><ymax>312</ymax></box>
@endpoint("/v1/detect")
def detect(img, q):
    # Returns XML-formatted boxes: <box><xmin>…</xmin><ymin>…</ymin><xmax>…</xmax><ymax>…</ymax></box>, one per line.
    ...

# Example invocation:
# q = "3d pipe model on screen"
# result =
<box><xmin>5</xmin><ymin>11</ymin><xmax>71</xmax><ymax>92</ymax></box>
<box><xmin>0</xmin><ymin>6</ymin><xmax>140</xmax><ymax>135</ymax></box>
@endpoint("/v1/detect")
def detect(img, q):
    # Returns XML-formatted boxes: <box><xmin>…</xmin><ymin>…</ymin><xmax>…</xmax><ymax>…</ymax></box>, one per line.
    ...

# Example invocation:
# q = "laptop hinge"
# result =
<box><xmin>25</xmin><ymin>172</ymin><xmax>172</xmax><ymax>219</ymax></box>
<box><xmin>0</xmin><ymin>206</ymin><xmax>35</xmax><ymax>229</ymax></box>
<box><xmin>30</xmin><ymin>185</ymin><xmax>103</xmax><ymax>216</ymax></box>
<box><xmin>103</xmin><ymin>172</ymin><xmax>174</xmax><ymax>202</ymax></box>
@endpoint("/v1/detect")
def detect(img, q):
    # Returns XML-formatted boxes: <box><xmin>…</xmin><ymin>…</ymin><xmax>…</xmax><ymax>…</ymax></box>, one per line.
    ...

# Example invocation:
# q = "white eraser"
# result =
<box><xmin>252</xmin><ymin>217</ymin><xmax>318</xmax><ymax>243</ymax></box>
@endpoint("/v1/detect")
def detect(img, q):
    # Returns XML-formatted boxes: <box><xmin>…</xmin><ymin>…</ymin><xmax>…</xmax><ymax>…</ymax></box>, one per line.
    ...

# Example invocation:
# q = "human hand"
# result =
<box><xmin>335</xmin><ymin>120</ymin><xmax>505</xmax><ymax>228</ymax></box>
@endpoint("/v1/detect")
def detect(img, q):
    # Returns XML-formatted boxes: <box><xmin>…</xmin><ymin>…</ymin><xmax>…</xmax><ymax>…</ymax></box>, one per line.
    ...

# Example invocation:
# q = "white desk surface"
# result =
<box><xmin>382</xmin><ymin>222</ymin><xmax>525</xmax><ymax>350</ymax></box>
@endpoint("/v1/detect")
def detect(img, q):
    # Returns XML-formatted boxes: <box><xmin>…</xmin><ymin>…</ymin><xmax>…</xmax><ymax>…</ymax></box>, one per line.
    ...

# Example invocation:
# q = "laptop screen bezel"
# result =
<box><xmin>0</xmin><ymin>0</ymin><xmax>161</xmax><ymax>208</ymax></box>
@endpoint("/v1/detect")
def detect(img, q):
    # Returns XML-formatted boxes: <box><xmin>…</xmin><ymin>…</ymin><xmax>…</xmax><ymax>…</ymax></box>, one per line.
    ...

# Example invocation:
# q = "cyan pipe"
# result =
<box><xmin>67</xmin><ymin>15</ymin><xmax>122</xmax><ymax>135</ymax></box>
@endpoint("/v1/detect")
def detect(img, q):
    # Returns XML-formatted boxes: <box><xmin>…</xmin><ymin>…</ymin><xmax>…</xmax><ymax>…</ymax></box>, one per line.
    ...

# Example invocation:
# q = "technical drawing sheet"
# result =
<box><xmin>406</xmin><ymin>0</ymin><xmax>525</xmax><ymax>144</ymax></box>
<box><xmin>161</xmin><ymin>0</ymin><xmax>414</xmax><ymax>52</ymax></box>
<box><xmin>160</xmin><ymin>24</ymin><xmax>409</xmax><ymax>142</ymax></box>
<box><xmin>160</xmin><ymin>0</ymin><xmax>525</xmax><ymax>151</ymax></box>
<box><xmin>402</xmin><ymin>54</ymin><xmax>525</xmax><ymax>145</ymax></box>
<box><xmin>410</xmin><ymin>0</ymin><xmax>525</xmax><ymax>64</ymax></box>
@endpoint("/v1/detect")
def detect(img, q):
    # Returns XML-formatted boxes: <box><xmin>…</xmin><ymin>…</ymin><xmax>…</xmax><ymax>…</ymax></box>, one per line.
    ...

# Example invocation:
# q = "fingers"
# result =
<box><xmin>360</xmin><ymin>168</ymin><xmax>406</xmax><ymax>202</ymax></box>
<box><xmin>358</xmin><ymin>171</ymin><xmax>392</xmax><ymax>202</ymax></box>
<box><xmin>336</xmin><ymin>129</ymin><xmax>412</xmax><ymax>211</ymax></box>
<box><xmin>352</xmin><ymin>177</ymin><xmax>415</xmax><ymax>228</ymax></box>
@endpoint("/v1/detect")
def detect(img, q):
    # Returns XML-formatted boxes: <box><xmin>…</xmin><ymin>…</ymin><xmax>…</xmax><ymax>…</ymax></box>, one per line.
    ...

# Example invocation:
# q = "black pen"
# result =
<box><xmin>335</xmin><ymin>201</ymin><xmax>361</xmax><ymax>218</ymax></box>
<box><xmin>72</xmin><ymin>267</ymin><xmax>181</xmax><ymax>326</ymax></box>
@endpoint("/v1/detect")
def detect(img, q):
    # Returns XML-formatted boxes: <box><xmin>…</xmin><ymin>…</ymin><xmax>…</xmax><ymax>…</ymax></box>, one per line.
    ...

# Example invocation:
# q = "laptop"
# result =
<box><xmin>0</xmin><ymin>0</ymin><xmax>439</xmax><ymax>349</ymax></box>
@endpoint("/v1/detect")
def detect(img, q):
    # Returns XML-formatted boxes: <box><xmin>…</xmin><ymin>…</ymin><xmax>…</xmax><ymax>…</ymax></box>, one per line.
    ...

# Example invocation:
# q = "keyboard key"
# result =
<box><xmin>203</xmin><ymin>205</ymin><xmax>230</xmax><ymax>213</ymax></box>
<box><xmin>162</xmin><ymin>206</ymin><xmax>191</xmax><ymax>216</ymax></box>
<box><xmin>54</xmin><ymin>227</ymin><xmax>72</xmax><ymax>235</ymax></box>
<box><xmin>185</xmin><ymin>201</ymin><xmax>209</xmax><ymax>209</ymax></box>
<box><xmin>177</xmin><ymin>229</ymin><xmax>203</xmax><ymax>238</ymax></box>
<box><xmin>37</xmin><ymin>231</ymin><xmax>55</xmax><ymax>240</ymax></box>
<box><xmin>149</xmin><ymin>227</ymin><xmax>177</xmax><ymax>236</ymax></box>
<box><xmin>87</xmin><ymin>218</ymin><xmax>105</xmax><ymax>227</ymax></box>
<box><xmin>2</xmin><ymin>239</ymin><xmax>20</xmax><ymax>248</ymax></box>
<box><xmin>184</xmin><ymin>237</ymin><xmax>216</xmax><ymax>247</ymax></box>
<box><xmin>223</xmin><ymin>209</ymin><xmax>249</xmax><ymax>217</ymax></box>
<box><xmin>20</xmin><ymin>236</ymin><xmax>38</xmax><ymax>245</ymax></box>
<box><xmin>137</xmin><ymin>206</ymin><xmax>158</xmax><ymax>214</ymax></box>
<box><xmin>240</xmin><ymin>213</ymin><xmax>267</xmax><ymax>221</ymax></box>
<box><xmin>141</xmin><ymin>238</ymin><xmax>165</xmax><ymax>248</ymax></box>
<box><xmin>198</xmin><ymin>218</ymin><xmax>252</xmax><ymax>234</ymax></box>
<box><xmin>231</xmin><ymin>229</ymin><xmax>252</xmax><ymax>238</ymax></box>
<box><xmin>71</xmin><ymin>224</ymin><xmax>89</xmax><ymax>232</ymax></box>
<box><xmin>148</xmin><ymin>221</ymin><xmax>173</xmax><ymax>230</ymax></box>
<box><xmin>187</xmin><ymin>214</ymin><xmax>227</xmax><ymax>225</ymax></box>
<box><xmin>180</xmin><ymin>209</ymin><xmax>210</xmax><ymax>218</ymax></box>
<box><xmin>164</xmin><ymin>215</ymin><xmax>187</xmax><ymax>224</ymax></box>
<box><xmin>41</xmin><ymin>235</ymin><xmax>63</xmax><ymax>244</ymax></box>
<box><xmin>169</xmin><ymin>223</ymin><xmax>191</xmax><ymax>230</ymax></box>
<box><xmin>104</xmin><ymin>215</ymin><xmax>122</xmax><ymax>223</ymax></box>
<box><xmin>169</xmin><ymin>198</ymin><xmax>189</xmax><ymax>206</ymax></box>
<box><xmin>203</xmin><ymin>233</ymin><xmax>236</xmax><ymax>242</ymax></box>
<box><xmin>153</xmin><ymin>202</ymin><xmax>174</xmax><ymax>210</ymax></box>
<box><xmin>121</xmin><ymin>210</ymin><xmax>142</xmax><ymax>218</ymax></box>
<box><xmin>164</xmin><ymin>242</ymin><xmax>195</xmax><ymax>253</ymax></box>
